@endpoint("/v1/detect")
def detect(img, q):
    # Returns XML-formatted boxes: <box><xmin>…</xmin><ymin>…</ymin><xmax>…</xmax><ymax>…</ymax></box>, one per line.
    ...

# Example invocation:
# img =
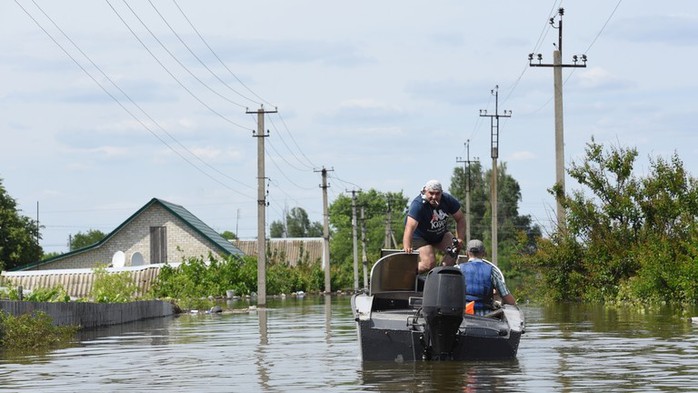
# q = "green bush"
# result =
<box><xmin>0</xmin><ymin>311</ymin><xmax>78</xmax><ymax>351</ymax></box>
<box><xmin>24</xmin><ymin>285</ymin><xmax>71</xmax><ymax>302</ymax></box>
<box><xmin>149</xmin><ymin>254</ymin><xmax>325</xmax><ymax>304</ymax></box>
<box><xmin>90</xmin><ymin>265</ymin><xmax>139</xmax><ymax>303</ymax></box>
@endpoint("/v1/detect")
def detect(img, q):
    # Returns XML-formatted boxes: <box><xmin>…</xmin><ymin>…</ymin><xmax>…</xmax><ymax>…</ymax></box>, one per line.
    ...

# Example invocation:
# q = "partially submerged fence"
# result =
<box><xmin>0</xmin><ymin>265</ymin><xmax>167</xmax><ymax>299</ymax></box>
<box><xmin>0</xmin><ymin>300</ymin><xmax>176</xmax><ymax>328</ymax></box>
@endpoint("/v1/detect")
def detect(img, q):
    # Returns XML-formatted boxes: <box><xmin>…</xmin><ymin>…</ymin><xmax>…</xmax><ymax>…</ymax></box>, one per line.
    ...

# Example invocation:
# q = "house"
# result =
<box><xmin>1</xmin><ymin>198</ymin><xmax>244</xmax><ymax>298</ymax></box>
<box><xmin>14</xmin><ymin>197</ymin><xmax>244</xmax><ymax>271</ymax></box>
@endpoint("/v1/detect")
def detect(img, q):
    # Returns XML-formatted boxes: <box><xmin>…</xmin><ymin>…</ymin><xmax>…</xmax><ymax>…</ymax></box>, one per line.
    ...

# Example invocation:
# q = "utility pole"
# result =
<box><xmin>360</xmin><ymin>206</ymin><xmax>369</xmax><ymax>290</ymax></box>
<box><xmin>384</xmin><ymin>198</ymin><xmax>395</xmax><ymax>249</ymax></box>
<box><xmin>247</xmin><ymin>105</ymin><xmax>277</xmax><ymax>307</ymax></box>
<box><xmin>479</xmin><ymin>85</ymin><xmax>511</xmax><ymax>266</ymax></box>
<box><xmin>456</xmin><ymin>140</ymin><xmax>479</xmax><ymax>245</ymax></box>
<box><xmin>36</xmin><ymin>201</ymin><xmax>40</xmax><ymax>243</ymax></box>
<box><xmin>529</xmin><ymin>7</ymin><xmax>587</xmax><ymax>232</ymax></box>
<box><xmin>315</xmin><ymin>166</ymin><xmax>334</xmax><ymax>294</ymax></box>
<box><xmin>347</xmin><ymin>189</ymin><xmax>360</xmax><ymax>292</ymax></box>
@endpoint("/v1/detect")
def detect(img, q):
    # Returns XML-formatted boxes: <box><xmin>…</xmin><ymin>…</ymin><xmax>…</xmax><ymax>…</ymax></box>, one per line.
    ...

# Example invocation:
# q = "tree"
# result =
<box><xmin>70</xmin><ymin>229</ymin><xmax>106</xmax><ymax>251</ymax></box>
<box><xmin>270</xmin><ymin>221</ymin><xmax>285</xmax><ymax>238</ymax></box>
<box><xmin>220</xmin><ymin>231</ymin><xmax>237</xmax><ymax>240</ymax></box>
<box><xmin>0</xmin><ymin>178</ymin><xmax>42</xmax><ymax>270</ymax></box>
<box><xmin>269</xmin><ymin>207</ymin><xmax>322</xmax><ymax>238</ymax></box>
<box><xmin>328</xmin><ymin>189</ymin><xmax>408</xmax><ymax>289</ymax></box>
<box><xmin>449</xmin><ymin>161</ymin><xmax>541</xmax><ymax>271</ymax></box>
<box><xmin>525</xmin><ymin>138</ymin><xmax>698</xmax><ymax>303</ymax></box>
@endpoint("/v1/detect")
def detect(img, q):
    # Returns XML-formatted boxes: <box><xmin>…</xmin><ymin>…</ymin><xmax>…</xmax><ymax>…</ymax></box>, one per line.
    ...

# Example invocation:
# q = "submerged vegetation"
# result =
<box><xmin>0</xmin><ymin>311</ymin><xmax>77</xmax><ymax>352</ymax></box>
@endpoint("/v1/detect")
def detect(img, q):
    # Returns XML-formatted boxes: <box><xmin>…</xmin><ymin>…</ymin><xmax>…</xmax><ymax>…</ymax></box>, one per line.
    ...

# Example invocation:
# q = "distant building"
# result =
<box><xmin>13</xmin><ymin>198</ymin><xmax>244</xmax><ymax>271</ymax></box>
<box><xmin>235</xmin><ymin>237</ymin><xmax>324</xmax><ymax>267</ymax></box>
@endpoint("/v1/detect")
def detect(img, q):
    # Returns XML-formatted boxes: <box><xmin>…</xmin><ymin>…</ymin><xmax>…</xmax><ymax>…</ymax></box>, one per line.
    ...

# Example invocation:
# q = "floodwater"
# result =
<box><xmin>1</xmin><ymin>296</ymin><xmax>698</xmax><ymax>392</ymax></box>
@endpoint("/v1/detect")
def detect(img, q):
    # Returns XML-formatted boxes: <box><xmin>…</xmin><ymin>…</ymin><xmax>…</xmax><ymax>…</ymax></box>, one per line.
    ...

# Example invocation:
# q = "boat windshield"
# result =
<box><xmin>369</xmin><ymin>252</ymin><xmax>419</xmax><ymax>294</ymax></box>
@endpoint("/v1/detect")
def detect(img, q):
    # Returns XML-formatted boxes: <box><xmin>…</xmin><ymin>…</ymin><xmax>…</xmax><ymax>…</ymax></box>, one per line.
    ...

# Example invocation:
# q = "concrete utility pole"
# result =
<box><xmin>247</xmin><ymin>105</ymin><xmax>277</xmax><ymax>307</ymax></box>
<box><xmin>315</xmin><ymin>166</ymin><xmax>333</xmax><ymax>294</ymax></box>
<box><xmin>529</xmin><ymin>7</ymin><xmax>587</xmax><ymax>231</ymax></box>
<box><xmin>348</xmin><ymin>189</ymin><xmax>360</xmax><ymax>292</ymax></box>
<box><xmin>360</xmin><ymin>206</ymin><xmax>369</xmax><ymax>290</ymax></box>
<box><xmin>456</xmin><ymin>140</ymin><xmax>479</xmax><ymax>245</ymax></box>
<box><xmin>384</xmin><ymin>198</ymin><xmax>395</xmax><ymax>249</ymax></box>
<box><xmin>479</xmin><ymin>86</ymin><xmax>511</xmax><ymax>266</ymax></box>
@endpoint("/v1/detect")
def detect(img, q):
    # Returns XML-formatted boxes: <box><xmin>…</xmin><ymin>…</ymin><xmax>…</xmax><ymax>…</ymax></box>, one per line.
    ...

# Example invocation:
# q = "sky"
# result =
<box><xmin>2</xmin><ymin>0</ymin><xmax>698</xmax><ymax>254</ymax></box>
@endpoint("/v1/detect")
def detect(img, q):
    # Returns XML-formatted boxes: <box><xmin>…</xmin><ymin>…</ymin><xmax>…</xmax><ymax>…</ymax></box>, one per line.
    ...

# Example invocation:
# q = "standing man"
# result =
<box><xmin>403</xmin><ymin>179</ymin><xmax>466</xmax><ymax>273</ymax></box>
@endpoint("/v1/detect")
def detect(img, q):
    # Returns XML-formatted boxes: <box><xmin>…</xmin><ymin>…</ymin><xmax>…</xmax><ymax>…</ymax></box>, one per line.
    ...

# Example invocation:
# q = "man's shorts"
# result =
<box><xmin>411</xmin><ymin>235</ymin><xmax>444</xmax><ymax>249</ymax></box>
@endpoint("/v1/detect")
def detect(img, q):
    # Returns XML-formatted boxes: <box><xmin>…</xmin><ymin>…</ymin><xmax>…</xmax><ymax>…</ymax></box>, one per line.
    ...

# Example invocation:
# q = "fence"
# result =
<box><xmin>1</xmin><ymin>264</ymin><xmax>167</xmax><ymax>299</ymax></box>
<box><xmin>0</xmin><ymin>300</ymin><xmax>175</xmax><ymax>328</ymax></box>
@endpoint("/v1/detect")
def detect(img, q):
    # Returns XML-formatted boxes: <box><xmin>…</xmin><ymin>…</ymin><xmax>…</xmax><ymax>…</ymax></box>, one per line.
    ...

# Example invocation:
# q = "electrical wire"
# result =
<box><xmin>267</xmin><ymin>116</ymin><xmax>316</xmax><ymax>171</ymax></box>
<box><xmin>19</xmin><ymin>0</ymin><xmax>256</xmax><ymax>199</ymax></box>
<box><xmin>105</xmin><ymin>0</ymin><xmax>252</xmax><ymax>130</ymax></box>
<box><xmin>171</xmin><ymin>0</ymin><xmax>275</xmax><ymax>108</ymax></box>
<box><xmin>120</xmin><ymin>0</ymin><xmax>248</xmax><ymax>110</ymax></box>
<box><xmin>147</xmin><ymin>0</ymin><xmax>261</xmax><ymax>107</ymax></box>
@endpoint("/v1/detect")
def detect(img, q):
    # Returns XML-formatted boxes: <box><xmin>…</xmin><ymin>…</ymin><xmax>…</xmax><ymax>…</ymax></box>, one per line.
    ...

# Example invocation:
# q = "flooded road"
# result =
<box><xmin>1</xmin><ymin>296</ymin><xmax>698</xmax><ymax>392</ymax></box>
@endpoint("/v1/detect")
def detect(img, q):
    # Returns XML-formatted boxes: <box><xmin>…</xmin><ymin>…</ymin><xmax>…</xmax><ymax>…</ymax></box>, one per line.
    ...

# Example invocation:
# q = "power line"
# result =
<box><xmin>147</xmin><ymin>0</ymin><xmax>261</xmax><ymax>107</ymax></box>
<box><xmin>172</xmin><ymin>0</ymin><xmax>275</xmax><ymax>108</ymax></box>
<box><xmin>120</xmin><ymin>0</ymin><xmax>248</xmax><ymax>109</ymax></box>
<box><xmin>267</xmin><ymin>116</ymin><xmax>317</xmax><ymax>171</ymax></box>
<box><xmin>19</xmin><ymin>0</ymin><xmax>256</xmax><ymax>199</ymax></box>
<box><xmin>105</xmin><ymin>0</ymin><xmax>252</xmax><ymax>130</ymax></box>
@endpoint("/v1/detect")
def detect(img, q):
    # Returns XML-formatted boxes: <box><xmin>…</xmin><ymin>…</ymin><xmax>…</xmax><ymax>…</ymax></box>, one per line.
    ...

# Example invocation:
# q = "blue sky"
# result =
<box><xmin>2</xmin><ymin>1</ymin><xmax>697</xmax><ymax>254</ymax></box>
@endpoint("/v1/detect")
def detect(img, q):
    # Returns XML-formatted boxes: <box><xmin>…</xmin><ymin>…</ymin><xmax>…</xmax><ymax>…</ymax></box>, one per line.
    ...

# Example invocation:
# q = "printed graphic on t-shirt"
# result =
<box><xmin>429</xmin><ymin>209</ymin><xmax>449</xmax><ymax>233</ymax></box>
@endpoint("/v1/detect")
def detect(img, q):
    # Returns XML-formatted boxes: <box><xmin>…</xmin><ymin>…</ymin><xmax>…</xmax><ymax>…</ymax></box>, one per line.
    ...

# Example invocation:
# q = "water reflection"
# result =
<box><xmin>359</xmin><ymin>360</ymin><xmax>521</xmax><ymax>392</ymax></box>
<box><xmin>2</xmin><ymin>299</ymin><xmax>698</xmax><ymax>392</ymax></box>
<box><xmin>256</xmin><ymin>307</ymin><xmax>270</xmax><ymax>390</ymax></box>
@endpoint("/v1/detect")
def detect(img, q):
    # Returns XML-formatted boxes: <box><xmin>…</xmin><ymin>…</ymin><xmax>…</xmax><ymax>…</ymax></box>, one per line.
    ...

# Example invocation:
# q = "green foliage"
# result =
<box><xmin>70</xmin><ymin>229</ymin><xmax>106</xmax><ymax>251</ymax></box>
<box><xmin>270</xmin><ymin>221</ymin><xmax>285</xmax><ymax>238</ymax></box>
<box><xmin>328</xmin><ymin>189</ymin><xmax>408</xmax><ymax>290</ymax></box>
<box><xmin>0</xmin><ymin>177</ymin><xmax>43</xmax><ymax>271</ymax></box>
<box><xmin>449</xmin><ymin>161</ymin><xmax>541</xmax><ymax>252</ymax></box>
<box><xmin>149</xmin><ymin>253</ymin><xmax>323</xmax><ymax>306</ymax></box>
<box><xmin>0</xmin><ymin>311</ymin><xmax>78</xmax><ymax>351</ymax></box>
<box><xmin>24</xmin><ymin>285</ymin><xmax>71</xmax><ymax>302</ymax></box>
<box><xmin>270</xmin><ymin>207</ymin><xmax>323</xmax><ymax>238</ymax></box>
<box><xmin>523</xmin><ymin>138</ymin><xmax>698</xmax><ymax>304</ymax></box>
<box><xmin>90</xmin><ymin>265</ymin><xmax>138</xmax><ymax>303</ymax></box>
<box><xmin>220</xmin><ymin>230</ymin><xmax>237</xmax><ymax>240</ymax></box>
<box><xmin>42</xmin><ymin>251</ymin><xmax>62</xmax><ymax>261</ymax></box>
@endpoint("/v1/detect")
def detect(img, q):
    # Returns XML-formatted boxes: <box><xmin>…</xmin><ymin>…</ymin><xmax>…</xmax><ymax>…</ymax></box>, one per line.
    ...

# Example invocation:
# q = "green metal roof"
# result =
<box><xmin>155</xmin><ymin>198</ymin><xmax>244</xmax><ymax>257</ymax></box>
<box><xmin>14</xmin><ymin>198</ymin><xmax>243</xmax><ymax>271</ymax></box>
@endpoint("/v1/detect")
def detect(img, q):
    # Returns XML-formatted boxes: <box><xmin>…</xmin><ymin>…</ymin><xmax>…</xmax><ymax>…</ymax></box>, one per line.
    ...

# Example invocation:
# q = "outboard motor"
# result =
<box><xmin>421</xmin><ymin>266</ymin><xmax>465</xmax><ymax>360</ymax></box>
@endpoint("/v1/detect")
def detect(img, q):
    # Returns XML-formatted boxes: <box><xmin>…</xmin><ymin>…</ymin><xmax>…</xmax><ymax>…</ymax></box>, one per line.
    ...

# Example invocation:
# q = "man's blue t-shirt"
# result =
<box><xmin>406</xmin><ymin>192</ymin><xmax>461</xmax><ymax>243</ymax></box>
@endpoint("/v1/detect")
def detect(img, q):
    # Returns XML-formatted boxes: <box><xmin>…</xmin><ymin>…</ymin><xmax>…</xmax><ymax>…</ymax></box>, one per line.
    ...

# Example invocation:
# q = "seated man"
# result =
<box><xmin>457</xmin><ymin>239</ymin><xmax>516</xmax><ymax>315</ymax></box>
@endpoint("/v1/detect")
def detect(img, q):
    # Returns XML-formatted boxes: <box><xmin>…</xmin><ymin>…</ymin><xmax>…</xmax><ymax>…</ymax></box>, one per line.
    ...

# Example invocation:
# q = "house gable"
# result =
<box><xmin>15</xmin><ymin>198</ymin><xmax>243</xmax><ymax>271</ymax></box>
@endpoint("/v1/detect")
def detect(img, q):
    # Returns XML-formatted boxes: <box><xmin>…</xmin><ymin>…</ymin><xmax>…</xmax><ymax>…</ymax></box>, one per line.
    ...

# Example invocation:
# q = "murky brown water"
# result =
<box><xmin>1</xmin><ymin>297</ymin><xmax>697</xmax><ymax>392</ymax></box>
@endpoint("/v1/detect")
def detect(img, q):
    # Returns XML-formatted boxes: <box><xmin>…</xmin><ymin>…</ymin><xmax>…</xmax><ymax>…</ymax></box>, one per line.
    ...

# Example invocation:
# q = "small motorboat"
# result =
<box><xmin>351</xmin><ymin>251</ymin><xmax>525</xmax><ymax>361</ymax></box>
